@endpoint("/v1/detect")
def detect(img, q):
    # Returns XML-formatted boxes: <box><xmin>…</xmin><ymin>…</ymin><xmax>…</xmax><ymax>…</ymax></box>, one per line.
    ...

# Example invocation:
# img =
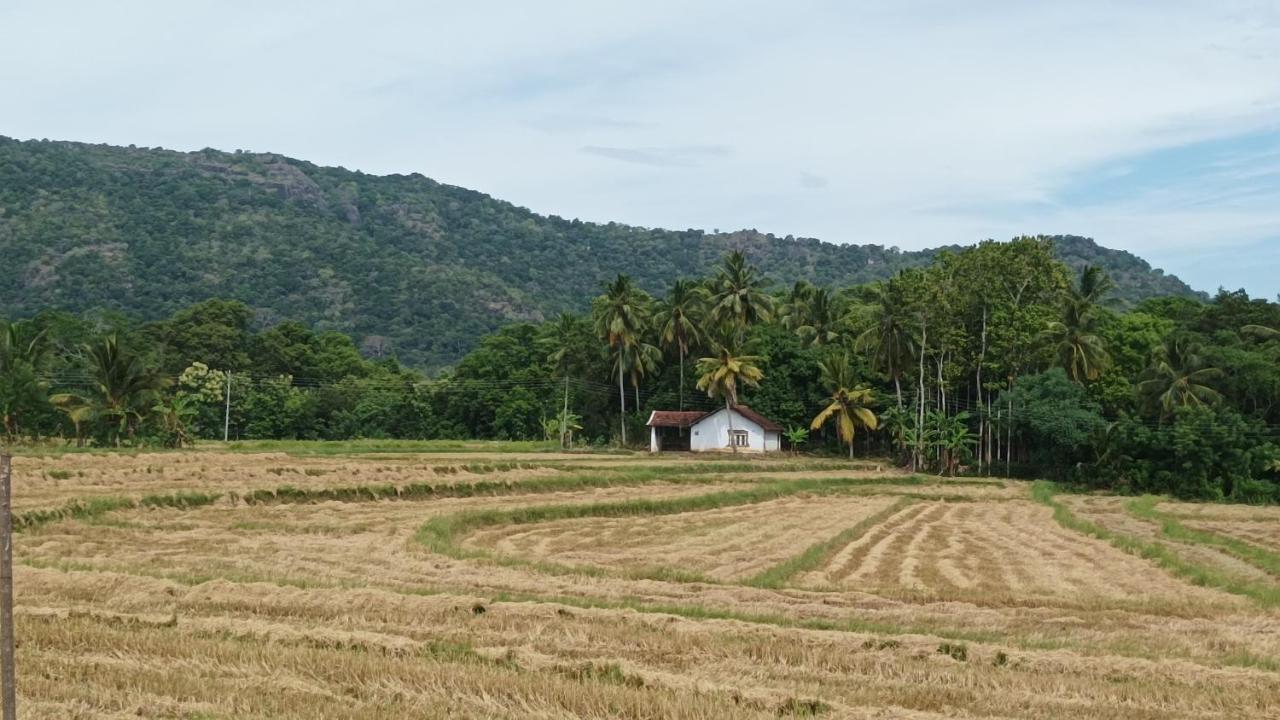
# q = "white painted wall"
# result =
<box><xmin>689</xmin><ymin>408</ymin><xmax>778</xmax><ymax>452</ymax></box>
<box><xmin>763</xmin><ymin>429</ymin><xmax>781</xmax><ymax>452</ymax></box>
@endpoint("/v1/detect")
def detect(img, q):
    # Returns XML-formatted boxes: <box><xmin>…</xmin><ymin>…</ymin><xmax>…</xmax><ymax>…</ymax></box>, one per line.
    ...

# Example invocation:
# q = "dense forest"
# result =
<box><xmin>0</xmin><ymin>136</ymin><xmax>1203</xmax><ymax>368</ymax></box>
<box><xmin>2</xmin><ymin>237</ymin><xmax>1277</xmax><ymax>501</ymax></box>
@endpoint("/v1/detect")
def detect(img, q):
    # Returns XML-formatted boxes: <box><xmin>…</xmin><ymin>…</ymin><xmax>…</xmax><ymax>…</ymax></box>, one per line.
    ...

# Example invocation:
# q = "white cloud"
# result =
<box><xmin>2</xmin><ymin>0</ymin><xmax>1278</xmax><ymax>294</ymax></box>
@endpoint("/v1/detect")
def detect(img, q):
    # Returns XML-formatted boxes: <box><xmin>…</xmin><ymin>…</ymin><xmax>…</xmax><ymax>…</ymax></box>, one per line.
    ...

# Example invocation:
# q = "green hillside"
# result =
<box><xmin>0</xmin><ymin>136</ymin><xmax>1203</xmax><ymax>367</ymax></box>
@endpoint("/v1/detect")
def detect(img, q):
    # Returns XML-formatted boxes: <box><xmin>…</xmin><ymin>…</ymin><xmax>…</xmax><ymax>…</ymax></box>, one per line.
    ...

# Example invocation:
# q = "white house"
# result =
<box><xmin>646</xmin><ymin>405</ymin><xmax>782</xmax><ymax>453</ymax></box>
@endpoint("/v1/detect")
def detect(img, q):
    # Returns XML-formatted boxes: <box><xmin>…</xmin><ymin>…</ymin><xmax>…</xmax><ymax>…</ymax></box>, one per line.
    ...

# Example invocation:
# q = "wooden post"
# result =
<box><xmin>0</xmin><ymin>452</ymin><xmax>15</xmax><ymax>719</ymax></box>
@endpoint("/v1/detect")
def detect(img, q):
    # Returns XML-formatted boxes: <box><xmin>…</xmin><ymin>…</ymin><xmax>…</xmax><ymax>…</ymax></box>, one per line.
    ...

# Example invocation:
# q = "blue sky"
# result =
<box><xmin>2</xmin><ymin>0</ymin><xmax>1278</xmax><ymax>297</ymax></box>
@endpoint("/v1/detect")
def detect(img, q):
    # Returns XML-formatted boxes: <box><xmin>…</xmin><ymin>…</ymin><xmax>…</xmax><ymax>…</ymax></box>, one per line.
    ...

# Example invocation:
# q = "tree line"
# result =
<box><xmin>1</xmin><ymin>135</ymin><xmax>1202</xmax><ymax>370</ymax></box>
<box><xmin>2</xmin><ymin>237</ymin><xmax>1277</xmax><ymax>500</ymax></box>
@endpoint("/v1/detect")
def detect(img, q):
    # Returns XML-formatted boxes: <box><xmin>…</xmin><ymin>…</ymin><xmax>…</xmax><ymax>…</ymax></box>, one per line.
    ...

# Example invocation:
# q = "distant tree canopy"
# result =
<box><xmin>0</xmin><ymin>136</ymin><xmax>1203</xmax><ymax>369</ymax></box>
<box><xmin>1</xmin><ymin>239</ymin><xmax>1276</xmax><ymax>502</ymax></box>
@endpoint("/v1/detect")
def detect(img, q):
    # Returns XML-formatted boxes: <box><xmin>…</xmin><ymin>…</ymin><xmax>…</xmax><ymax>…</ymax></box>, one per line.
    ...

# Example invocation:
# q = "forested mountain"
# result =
<box><xmin>0</xmin><ymin>136</ymin><xmax>1203</xmax><ymax>368</ymax></box>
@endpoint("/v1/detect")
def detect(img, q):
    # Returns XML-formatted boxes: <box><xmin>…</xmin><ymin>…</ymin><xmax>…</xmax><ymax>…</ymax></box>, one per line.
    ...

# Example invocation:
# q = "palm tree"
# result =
<box><xmin>1045</xmin><ymin>265</ymin><xmax>1112</xmax><ymax>382</ymax></box>
<box><xmin>695</xmin><ymin>340</ymin><xmax>764</xmax><ymax>454</ymax></box>
<box><xmin>1243</xmin><ymin>325</ymin><xmax>1279</xmax><ymax>340</ymax></box>
<box><xmin>618</xmin><ymin>340</ymin><xmax>662</xmax><ymax>412</ymax></box>
<box><xmin>778</xmin><ymin>280</ymin><xmax>816</xmax><ymax>332</ymax></box>
<box><xmin>707</xmin><ymin>251</ymin><xmax>774</xmax><ymax>341</ymax></box>
<box><xmin>1138</xmin><ymin>336</ymin><xmax>1223</xmax><ymax>420</ymax></box>
<box><xmin>0</xmin><ymin>320</ymin><xmax>48</xmax><ymax>439</ymax></box>
<box><xmin>854</xmin><ymin>280</ymin><xmax>915</xmax><ymax>411</ymax></box>
<box><xmin>654</xmin><ymin>279</ymin><xmax>707</xmax><ymax>410</ymax></box>
<box><xmin>82</xmin><ymin>334</ymin><xmax>170</xmax><ymax>445</ymax></box>
<box><xmin>593</xmin><ymin>275</ymin><xmax>650</xmax><ymax>444</ymax></box>
<box><xmin>1045</xmin><ymin>314</ymin><xmax>1111</xmax><ymax>382</ymax></box>
<box><xmin>810</xmin><ymin>353</ymin><xmax>879</xmax><ymax>459</ymax></box>
<box><xmin>1072</xmin><ymin>265</ymin><xmax>1115</xmax><ymax>308</ymax></box>
<box><xmin>48</xmin><ymin>393</ymin><xmax>95</xmax><ymax>447</ymax></box>
<box><xmin>793</xmin><ymin>287</ymin><xmax>846</xmax><ymax>347</ymax></box>
<box><xmin>541</xmin><ymin>313</ymin><xmax>590</xmax><ymax>447</ymax></box>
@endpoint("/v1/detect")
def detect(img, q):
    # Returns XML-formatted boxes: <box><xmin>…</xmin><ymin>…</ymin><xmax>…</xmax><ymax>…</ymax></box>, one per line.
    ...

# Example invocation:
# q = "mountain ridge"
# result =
<box><xmin>0</xmin><ymin>135</ymin><xmax>1204</xmax><ymax>367</ymax></box>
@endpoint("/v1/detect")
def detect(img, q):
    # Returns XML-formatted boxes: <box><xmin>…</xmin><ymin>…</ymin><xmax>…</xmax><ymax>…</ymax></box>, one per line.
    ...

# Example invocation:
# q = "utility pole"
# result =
<box><xmin>223</xmin><ymin>371</ymin><xmax>232</xmax><ymax>443</ymax></box>
<box><xmin>0</xmin><ymin>452</ymin><xmax>16</xmax><ymax>719</ymax></box>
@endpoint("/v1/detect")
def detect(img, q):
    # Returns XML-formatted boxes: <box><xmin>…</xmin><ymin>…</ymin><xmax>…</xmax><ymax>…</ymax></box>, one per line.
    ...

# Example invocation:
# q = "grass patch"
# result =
<box><xmin>1128</xmin><ymin>495</ymin><xmax>1280</xmax><ymax>577</ymax></box>
<box><xmin>745</xmin><ymin>497</ymin><xmax>916</xmax><ymax>588</ymax></box>
<box><xmin>235</xmin><ymin>464</ymin><xmax>939</xmax><ymax>508</ymax></box>
<box><xmin>936</xmin><ymin>642</ymin><xmax>969</xmax><ymax>662</ymax></box>
<box><xmin>1033</xmin><ymin>481</ymin><xmax>1280</xmax><ymax>608</ymax></box>
<box><xmin>16</xmin><ymin>491</ymin><xmax>222</xmax><ymax>531</ymax></box>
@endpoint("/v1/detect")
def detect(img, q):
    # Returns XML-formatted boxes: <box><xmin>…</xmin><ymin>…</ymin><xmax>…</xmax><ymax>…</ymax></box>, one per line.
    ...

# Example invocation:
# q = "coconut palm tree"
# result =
<box><xmin>654</xmin><ymin>279</ymin><xmax>707</xmax><ymax>410</ymax></box>
<box><xmin>793</xmin><ymin>287</ymin><xmax>846</xmax><ymax>348</ymax></box>
<box><xmin>1071</xmin><ymin>264</ymin><xmax>1116</xmax><ymax>309</ymax></box>
<box><xmin>1045</xmin><ymin>265</ymin><xmax>1112</xmax><ymax>383</ymax></box>
<box><xmin>617</xmin><ymin>340</ymin><xmax>662</xmax><ymax>412</ymax></box>
<box><xmin>82</xmin><ymin>334</ymin><xmax>170</xmax><ymax>445</ymax></box>
<box><xmin>1138</xmin><ymin>336</ymin><xmax>1223</xmax><ymax>420</ymax></box>
<box><xmin>1045</xmin><ymin>313</ymin><xmax>1111</xmax><ymax>382</ymax></box>
<box><xmin>778</xmin><ymin>280</ymin><xmax>816</xmax><ymax>332</ymax></box>
<box><xmin>695</xmin><ymin>340</ymin><xmax>764</xmax><ymax>455</ymax></box>
<box><xmin>593</xmin><ymin>275</ymin><xmax>650</xmax><ymax>444</ymax></box>
<box><xmin>1243</xmin><ymin>325</ymin><xmax>1279</xmax><ymax>340</ymax></box>
<box><xmin>707</xmin><ymin>251</ymin><xmax>774</xmax><ymax>341</ymax></box>
<box><xmin>854</xmin><ymin>279</ymin><xmax>915</xmax><ymax>411</ymax></box>
<box><xmin>810</xmin><ymin>352</ymin><xmax>878</xmax><ymax>459</ymax></box>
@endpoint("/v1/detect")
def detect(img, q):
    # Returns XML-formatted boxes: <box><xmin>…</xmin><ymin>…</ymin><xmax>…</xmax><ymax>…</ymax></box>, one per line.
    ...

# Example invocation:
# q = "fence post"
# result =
<box><xmin>0</xmin><ymin>452</ymin><xmax>15</xmax><ymax>720</ymax></box>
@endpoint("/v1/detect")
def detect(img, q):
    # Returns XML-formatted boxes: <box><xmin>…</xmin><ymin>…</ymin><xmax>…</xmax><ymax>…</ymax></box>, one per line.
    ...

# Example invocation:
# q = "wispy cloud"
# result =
<box><xmin>580</xmin><ymin>144</ymin><xmax>730</xmax><ymax>167</ymax></box>
<box><xmin>799</xmin><ymin>171</ymin><xmax>828</xmax><ymax>190</ymax></box>
<box><xmin>2</xmin><ymin>0</ymin><xmax>1278</xmax><ymax>295</ymax></box>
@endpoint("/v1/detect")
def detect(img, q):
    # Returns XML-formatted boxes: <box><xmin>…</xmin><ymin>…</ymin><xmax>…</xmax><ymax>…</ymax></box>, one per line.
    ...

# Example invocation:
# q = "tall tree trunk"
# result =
<box><xmin>618</xmin><ymin>359</ymin><xmax>626</xmax><ymax>445</ymax></box>
<box><xmin>678</xmin><ymin>347</ymin><xmax>685</xmax><ymax>411</ymax></box>
<box><xmin>561</xmin><ymin>376</ymin><xmax>570</xmax><ymax>449</ymax></box>
<box><xmin>985</xmin><ymin>396</ymin><xmax>993</xmax><ymax>472</ymax></box>
<box><xmin>937</xmin><ymin>353</ymin><xmax>945</xmax><ymax>415</ymax></box>
<box><xmin>977</xmin><ymin>305</ymin><xmax>987</xmax><ymax>474</ymax></box>
<box><xmin>994</xmin><ymin>404</ymin><xmax>1000</xmax><ymax>466</ymax></box>
<box><xmin>1006</xmin><ymin>388</ymin><xmax>1013</xmax><ymax>477</ymax></box>
<box><xmin>915</xmin><ymin>320</ymin><xmax>927</xmax><ymax>472</ymax></box>
<box><xmin>725</xmin><ymin>398</ymin><xmax>737</xmax><ymax>455</ymax></box>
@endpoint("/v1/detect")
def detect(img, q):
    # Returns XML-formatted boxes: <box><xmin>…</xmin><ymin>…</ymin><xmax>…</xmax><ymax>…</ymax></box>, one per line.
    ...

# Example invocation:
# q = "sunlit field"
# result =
<box><xmin>7</xmin><ymin>445</ymin><xmax>1279</xmax><ymax>719</ymax></box>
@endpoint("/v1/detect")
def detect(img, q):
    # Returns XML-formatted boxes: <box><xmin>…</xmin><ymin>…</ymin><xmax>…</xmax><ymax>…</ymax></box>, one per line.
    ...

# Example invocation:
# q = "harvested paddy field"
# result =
<box><xmin>6</xmin><ymin>448</ymin><xmax>1279</xmax><ymax>718</ymax></box>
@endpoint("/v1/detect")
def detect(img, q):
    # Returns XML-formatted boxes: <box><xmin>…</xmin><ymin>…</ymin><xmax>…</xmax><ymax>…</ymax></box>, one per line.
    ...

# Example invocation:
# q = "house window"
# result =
<box><xmin>730</xmin><ymin>429</ymin><xmax>749</xmax><ymax>447</ymax></box>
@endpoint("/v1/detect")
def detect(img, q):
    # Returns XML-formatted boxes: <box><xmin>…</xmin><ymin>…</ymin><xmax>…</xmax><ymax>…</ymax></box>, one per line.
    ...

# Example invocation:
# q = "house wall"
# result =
<box><xmin>689</xmin><ymin>409</ymin><xmax>771</xmax><ymax>452</ymax></box>
<box><xmin>763</xmin><ymin>430</ymin><xmax>781</xmax><ymax>452</ymax></box>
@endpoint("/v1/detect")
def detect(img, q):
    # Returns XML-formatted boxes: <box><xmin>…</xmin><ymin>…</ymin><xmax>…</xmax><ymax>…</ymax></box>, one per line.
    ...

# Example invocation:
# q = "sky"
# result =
<box><xmin>3</xmin><ymin>0</ymin><xmax>1279</xmax><ymax>297</ymax></box>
